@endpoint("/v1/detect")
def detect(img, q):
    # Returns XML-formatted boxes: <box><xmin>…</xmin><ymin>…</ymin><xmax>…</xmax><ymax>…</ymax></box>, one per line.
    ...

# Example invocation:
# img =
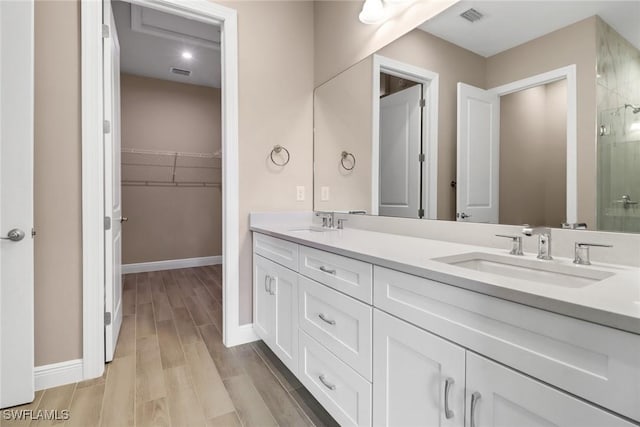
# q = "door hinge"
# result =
<box><xmin>102</xmin><ymin>24</ymin><xmax>110</xmax><ymax>38</ymax></box>
<box><xmin>103</xmin><ymin>120</ymin><xmax>111</xmax><ymax>134</ymax></box>
<box><xmin>31</xmin><ymin>228</ymin><xmax>36</xmax><ymax>238</ymax></box>
<box><xmin>418</xmin><ymin>153</ymin><xmax>426</xmax><ymax>162</ymax></box>
<box><xmin>419</xmin><ymin>99</ymin><xmax>426</xmax><ymax>108</ymax></box>
<box><xmin>105</xmin><ymin>312</ymin><xmax>112</xmax><ymax>325</ymax></box>
<box><xmin>418</xmin><ymin>208</ymin><xmax>425</xmax><ymax>218</ymax></box>
<box><xmin>104</xmin><ymin>216</ymin><xmax>111</xmax><ymax>230</ymax></box>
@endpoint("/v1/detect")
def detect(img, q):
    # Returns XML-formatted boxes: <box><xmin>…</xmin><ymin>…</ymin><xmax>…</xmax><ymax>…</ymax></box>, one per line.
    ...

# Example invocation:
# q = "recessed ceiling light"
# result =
<box><xmin>182</xmin><ymin>51</ymin><xmax>193</xmax><ymax>60</ymax></box>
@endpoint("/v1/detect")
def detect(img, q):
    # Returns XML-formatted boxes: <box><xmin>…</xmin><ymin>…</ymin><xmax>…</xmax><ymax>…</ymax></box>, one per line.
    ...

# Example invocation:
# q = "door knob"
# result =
<box><xmin>1</xmin><ymin>228</ymin><xmax>26</xmax><ymax>242</ymax></box>
<box><xmin>120</xmin><ymin>217</ymin><xmax>128</xmax><ymax>223</ymax></box>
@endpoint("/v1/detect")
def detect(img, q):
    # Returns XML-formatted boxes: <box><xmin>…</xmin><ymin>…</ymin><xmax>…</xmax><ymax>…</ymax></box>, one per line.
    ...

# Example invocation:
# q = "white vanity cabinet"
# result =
<box><xmin>373</xmin><ymin>309</ymin><xmax>465</xmax><ymax>427</ymax></box>
<box><xmin>253</xmin><ymin>254</ymin><xmax>299</xmax><ymax>375</ymax></box>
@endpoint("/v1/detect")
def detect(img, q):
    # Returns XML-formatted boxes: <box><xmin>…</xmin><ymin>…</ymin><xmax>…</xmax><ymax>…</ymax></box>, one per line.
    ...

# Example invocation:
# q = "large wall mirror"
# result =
<box><xmin>313</xmin><ymin>0</ymin><xmax>640</xmax><ymax>233</ymax></box>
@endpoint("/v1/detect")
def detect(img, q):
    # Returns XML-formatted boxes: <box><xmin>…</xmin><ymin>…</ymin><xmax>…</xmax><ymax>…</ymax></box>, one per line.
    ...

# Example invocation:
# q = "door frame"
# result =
<box><xmin>489</xmin><ymin>64</ymin><xmax>577</xmax><ymax>223</ymax></box>
<box><xmin>81</xmin><ymin>0</ymin><xmax>246</xmax><ymax>381</ymax></box>
<box><xmin>371</xmin><ymin>54</ymin><xmax>439</xmax><ymax>219</ymax></box>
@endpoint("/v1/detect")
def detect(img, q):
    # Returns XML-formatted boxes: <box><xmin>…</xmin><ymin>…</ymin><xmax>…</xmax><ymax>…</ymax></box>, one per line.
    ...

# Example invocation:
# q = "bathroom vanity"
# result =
<box><xmin>251</xmin><ymin>218</ymin><xmax>640</xmax><ymax>427</ymax></box>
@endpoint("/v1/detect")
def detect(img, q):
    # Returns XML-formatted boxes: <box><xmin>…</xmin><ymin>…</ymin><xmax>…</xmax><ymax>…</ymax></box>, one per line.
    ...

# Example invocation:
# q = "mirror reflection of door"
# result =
<box><xmin>456</xmin><ymin>78</ymin><xmax>568</xmax><ymax>227</ymax></box>
<box><xmin>379</xmin><ymin>74</ymin><xmax>424</xmax><ymax>218</ymax></box>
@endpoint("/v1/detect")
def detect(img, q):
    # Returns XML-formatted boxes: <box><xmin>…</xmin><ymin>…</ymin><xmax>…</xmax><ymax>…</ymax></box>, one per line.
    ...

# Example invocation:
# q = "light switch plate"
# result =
<box><xmin>296</xmin><ymin>186</ymin><xmax>305</xmax><ymax>201</ymax></box>
<box><xmin>321</xmin><ymin>186</ymin><xmax>330</xmax><ymax>201</ymax></box>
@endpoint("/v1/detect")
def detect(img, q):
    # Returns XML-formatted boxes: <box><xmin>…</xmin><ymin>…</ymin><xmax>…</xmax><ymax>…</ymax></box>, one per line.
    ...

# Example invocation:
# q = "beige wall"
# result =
<box><xmin>486</xmin><ymin>16</ymin><xmax>598</xmax><ymax>228</ymax></box>
<box><xmin>314</xmin><ymin>57</ymin><xmax>373</xmax><ymax>212</ymax></box>
<box><xmin>120</xmin><ymin>74</ymin><xmax>222</xmax><ymax>264</ymax></box>
<box><xmin>32</xmin><ymin>0</ymin><xmax>314</xmax><ymax>365</ymax></box>
<box><xmin>313</xmin><ymin>0</ymin><xmax>457</xmax><ymax>86</ymax></box>
<box><xmin>500</xmin><ymin>80</ymin><xmax>567</xmax><ymax>227</ymax></box>
<box><xmin>34</xmin><ymin>0</ymin><xmax>83</xmax><ymax>366</ymax></box>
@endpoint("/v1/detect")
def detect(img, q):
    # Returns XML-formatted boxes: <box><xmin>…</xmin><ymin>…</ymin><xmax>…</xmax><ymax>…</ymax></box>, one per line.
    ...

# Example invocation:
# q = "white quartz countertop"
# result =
<box><xmin>250</xmin><ymin>224</ymin><xmax>640</xmax><ymax>335</ymax></box>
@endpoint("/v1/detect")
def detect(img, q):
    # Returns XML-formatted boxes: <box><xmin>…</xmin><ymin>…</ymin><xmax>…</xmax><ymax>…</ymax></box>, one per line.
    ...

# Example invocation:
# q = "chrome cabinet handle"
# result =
<box><xmin>318</xmin><ymin>374</ymin><xmax>336</xmax><ymax>391</ymax></box>
<box><xmin>318</xmin><ymin>313</ymin><xmax>336</xmax><ymax>325</ymax></box>
<box><xmin>268</xmin><ymin>276</ymin><xmax>275</xmax><ymax>295</ymax></box>
<box><xmin>319</xmin><ymin>266</ymin><xmax>336</xmax><ymax>275</ymax></box>
<box><xmin>120</xmin><ymin>217</ymin><xmax>128</xmax><ymax>223</ymax></box>
<box><xmin>470</xmin><ymin>392</ymin><xmax>481</xmax><ymax>427</ymax></box>
<box><xmin>1</xmin><ymin>228</ymin><xmax>25</xmax><ymax>242</ymax></box>
<box><xmin>264</xmin><ymin>275</ymin><xmax>270</xmax><ymax>293</ymax></box>
<box><xmin>444</xmin><ymin>377</ymin><xmax>454</xmax><ymax>419</ymax></box>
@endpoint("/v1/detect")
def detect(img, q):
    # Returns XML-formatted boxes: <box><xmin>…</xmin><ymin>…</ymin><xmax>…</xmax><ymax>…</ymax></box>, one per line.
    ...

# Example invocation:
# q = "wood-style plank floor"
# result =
<box><xmin>4</xmin><ymin>266</ymin><xmax>338</xmax><ymax>427</ymax></box>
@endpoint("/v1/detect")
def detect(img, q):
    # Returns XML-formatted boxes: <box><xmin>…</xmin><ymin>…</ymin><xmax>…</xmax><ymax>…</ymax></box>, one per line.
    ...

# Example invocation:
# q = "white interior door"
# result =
<box><xmin>104</xmin><ymin>0</ymin><xmax>123</xmax><ymax>362</ymax></box>
<box><xmin>0</xmin><ymin>0</ymin><xmax>35</xmax><ymax>408</ymax></box>
<box><xmin>456</xmin><ymin>83</ymin><xmax>500</xmax><ymax>223</ymax></box>
<box><xmin>379</xmin><ymin>85</ymin><xmax>422</xmax><ymax>218</ymax></box>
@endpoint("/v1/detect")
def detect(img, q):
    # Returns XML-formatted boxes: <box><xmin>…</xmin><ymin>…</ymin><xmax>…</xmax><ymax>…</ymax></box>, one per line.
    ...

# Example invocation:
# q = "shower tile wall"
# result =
<box><xmin>597</xmin><ymin>18</ymin><xmax>640</xmax><ymax>232</ymax></box>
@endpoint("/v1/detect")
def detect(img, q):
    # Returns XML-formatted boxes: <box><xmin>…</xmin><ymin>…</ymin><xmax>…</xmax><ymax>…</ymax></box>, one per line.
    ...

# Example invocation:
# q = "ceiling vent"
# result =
<box><xmin>170</xmin><ymin>67</ymin><xmax>191</xmax><ymax>77</ymax></box>
<box><xmin>460</xmin><ymin>8</ymin><xmax>483</xmax><ymax>23</ymax></box>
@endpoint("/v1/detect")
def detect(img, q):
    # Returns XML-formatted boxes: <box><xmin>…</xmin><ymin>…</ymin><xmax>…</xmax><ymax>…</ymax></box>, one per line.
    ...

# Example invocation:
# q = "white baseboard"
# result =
<box><xmin>34</xmin><ymin>359</ymin><xmax>84</xmax><ymax>391</ymax></box>
<box><xmin>224</xmin><ymin>323</ymin><xmax>259</xmax><ymax>347</ymax></box>
<box><xmin>122</xmin><ymin>255</ymin><xmax>222</xmax><ymax>274</ymax></box>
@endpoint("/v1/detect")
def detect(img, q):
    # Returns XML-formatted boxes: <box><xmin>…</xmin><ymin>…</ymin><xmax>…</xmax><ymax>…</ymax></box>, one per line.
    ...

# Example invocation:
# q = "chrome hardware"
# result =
<box><xmin>270</xmin><ymin>145</ymin><xmax>290</xmax><ymax>167</ymax></box>
<box><xmin>574</xmin><ymin>242</ymin><xmax>613</xmax><ymax>265</ymax></box>
<box><xmin>264</xmin><ymin>275</ymin><xmax>270</xmax><ymax>293</ymax></box>
<box><xmin>470</xmin><ymin>391</ymin><xmax>481</xmax><ymax>427</ymax></box>
<box><xmin>522</xmin><ymin>226</ymin><xmax>552</xmax><ymax>260</ymax></box>
<box><xmin>104</xmin><ymin>216</ymin><xmax>111</xmax><ymax>230</ymax></box>
<box><xmin>615</xmin><ymin>194</ymin><xmax>638</xmax><ymax>209</ymax></box>
<box><xmin>319</xmin><ymin>266</ymin><xmax>336</xmax><ymax>275</ymax></box>
<box><xmin>444</xmin><ymin>377</ymin><xmax>455</xmax><ymax>419</ymax></box>
<box><xmin>1</xmin><ymin>228</ymin><xmax>25</xmax><ymax>242</ymax></box>
<box><xmin>457</xmin><ymin>212</ymin><xmax>471</xmax><ymax>219</ymax></box>
<box><xmin>340</xmin><ymin>151</ymin><xmax>356</xmax><ymax>171</ymax></box>
<box><xmin>337</xmin><ymin>219</ymin><xmax>347</xmax><ymax>229</ymax></box>
<box><xmin>318</xmin><ymin>374</ymin><xmax>336</xmax><ymax>391</ymax></box>
<box><xmin>562</xmin><ymin>222</ymin><xmax>587</xmax><ymax>230</ymax></box>
<box><xmin>348</xmin><ymin>210</ymin><xmax>367</xmax><ymax>215</ymax></box>
<box><xmin>318</xmin><ymin>313</ymin><xmax>336</xmax><ymax>325</ymax></box>
<box><xmin>120</xmin><ymin>217</ymin><xmax>128</xmax><ymax>223</ymax></box>
<box><xmin>105</xmin><ymin>312</ymin><xmax>112</xmax><ymax>325</ymax></box>
<box><xmin>268</xmin><ymin>276</ymin><xmax>275</xmax><ymax>295</ymax></box>
<box><xmin>315</xmin><ymin>211</ymin><xmax>335</xmax><ymax>228</ymax></box>
<box><xmin>495</xmin><ymin>234</ymin><xmax>523</xmax><ymax>255</ymax></box>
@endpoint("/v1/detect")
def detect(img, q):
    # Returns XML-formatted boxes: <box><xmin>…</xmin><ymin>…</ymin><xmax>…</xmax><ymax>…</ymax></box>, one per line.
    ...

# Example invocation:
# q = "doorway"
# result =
<box><xmin>81</xmin><ymin>0</ymin><xmax>242</xmax><ymax>380</ymax></box>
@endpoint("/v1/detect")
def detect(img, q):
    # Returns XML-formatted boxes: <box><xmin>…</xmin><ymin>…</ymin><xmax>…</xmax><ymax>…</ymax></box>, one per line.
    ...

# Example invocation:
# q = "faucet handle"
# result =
<box><xmin>495</xmin><ymin>234</ymin><xmax>524</xmax><ymax>255</ymax></box>
<box><xmin>337</xmin><ymin>218</ymin><xmax>347</xmax><ymax>229</ymax></box>
<box><xmin>573</xmin><ymin>242</ymin><xmax>613</xmax><ymax>265</ymax></box>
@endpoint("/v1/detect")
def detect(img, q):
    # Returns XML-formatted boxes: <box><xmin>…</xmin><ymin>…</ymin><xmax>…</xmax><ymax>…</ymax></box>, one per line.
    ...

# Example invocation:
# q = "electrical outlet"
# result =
<box><xmin>296</xmin><ymin>186</ymin><xmax>305</xmax><ymax>201</ymax></box>
<box><xmin>321</xmin><ymin>186</ymin><xmax>330</xmax><ymax>201</ymax></box>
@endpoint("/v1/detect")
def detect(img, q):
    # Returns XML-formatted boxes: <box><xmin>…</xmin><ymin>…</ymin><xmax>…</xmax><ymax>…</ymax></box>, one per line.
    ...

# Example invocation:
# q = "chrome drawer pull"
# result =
<box><xmin>319</xmin><ymin>266</ymin><xmax>336</xmax><ymax>275</ymax></box>
<box><xmin>318</xmin><ymin>313</ymin><xmax>336</xmax><ymax>325</ymax></box>
<box><xmin>268</xmin><ymin>277</ymin><xmax>276</xmax><ymax>296</ymax></box>
<box><xmin>318</xmin><ymin>374</ymin><xmax>336</xmax><ymax>391</ymax></box>
<box><xmin>264</xmin><ymin>275</ymin><xmax>270</xmax><ymax>292</ymax></box>
<box><xmin>444</xmin><ymin>377</ymin><xmax>454</xmax><ymax>419</ymax></box>
<box><xmin>470</xmin><ymin>391</ymin><xmax>481</xmax><ymax>427</ymax></box>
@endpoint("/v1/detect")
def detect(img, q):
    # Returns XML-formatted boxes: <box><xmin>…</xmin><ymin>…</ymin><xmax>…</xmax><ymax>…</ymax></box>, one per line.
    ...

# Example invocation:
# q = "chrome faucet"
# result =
<box><xmin>315</xmin><ymin>211</ymin><xmax>335</xmax><ymax>228</ymax></box>
<box><xmin>522</xmin><ymin>226</ymin><xmax>553</xmax><ymax>260</ymax></box>
<box><xmin>573</xmin><ymin>242</ymin><xmax>613</xmax><ymax>265</ymax></box>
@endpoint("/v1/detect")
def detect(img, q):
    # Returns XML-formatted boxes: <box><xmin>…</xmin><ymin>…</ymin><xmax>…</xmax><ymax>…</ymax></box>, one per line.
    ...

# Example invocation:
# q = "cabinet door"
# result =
<box><xmin>271</xmin><ymin>261</ymin><xmax>299</xmax><ymax>376</ymax></box>
<box><xmin>373</xmin><ymin>309</ymin><xmax>465</xmax><ymax>427</ymax></box>
<box><xmin>254</xmin><ymin>255</ymin><xmax>276</xmax><ymax>344</ymax></box>
<box><xmin>465</xmin><ymin>353</ymin><xmax>635</xmax><ymax>427</ymax></box>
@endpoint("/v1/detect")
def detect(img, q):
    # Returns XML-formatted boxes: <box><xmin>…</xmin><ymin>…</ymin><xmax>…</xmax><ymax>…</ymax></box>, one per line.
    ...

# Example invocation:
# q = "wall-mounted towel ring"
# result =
<box><xmin>270</xmin><ymin>145</ymin><xmax>290</xmax><ymax>166</ymax></box>
<box><xmin>341</xmin><ymin>151</ymin><xmax>356</xmax><ymax>171</ymax></box>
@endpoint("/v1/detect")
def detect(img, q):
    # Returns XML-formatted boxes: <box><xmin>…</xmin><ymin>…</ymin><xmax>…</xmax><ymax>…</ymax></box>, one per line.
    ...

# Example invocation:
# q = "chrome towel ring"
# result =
<box><xmin>270</xmin><ymin>145</ymin><xmax>290</xmax><ymax>166</ymax></box>
<box><xmin>341</xmin><ymin>151</ymin><xmax>356</xmax><ymax>171</ymax></box>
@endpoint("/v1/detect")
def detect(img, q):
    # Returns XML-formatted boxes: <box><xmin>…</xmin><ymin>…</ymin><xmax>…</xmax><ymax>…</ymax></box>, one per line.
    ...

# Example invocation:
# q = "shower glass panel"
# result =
<box><xmin>598</xmin><ymin>107</ymin><xmax>640</xmax><ymax>232</ymax></box>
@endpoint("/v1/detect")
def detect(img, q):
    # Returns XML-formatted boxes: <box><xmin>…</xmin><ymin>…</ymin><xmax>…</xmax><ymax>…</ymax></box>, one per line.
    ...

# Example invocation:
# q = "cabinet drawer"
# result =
<box><xmin>374</xmin><ymin>266</ymin><xmax>640</xmax><ymax>421</ymax></box>
<box><xmin>253</xmin><ymin>233</ymin><xmax>298</xmax><ymax>270</ymax></box>
<box><xmin>299</xmin><ymin>245</ymin><xmax>372</xmax><ymax>303</ymax></box>
<box><xmin>299</xmin><ymin>331</ymin><xmax>372</xmax><ymax>427</ymax></box>
<box><xmin>299</xmin><ymin>276</ymin><xmax>372</xmax><ymax>380</ymax></box>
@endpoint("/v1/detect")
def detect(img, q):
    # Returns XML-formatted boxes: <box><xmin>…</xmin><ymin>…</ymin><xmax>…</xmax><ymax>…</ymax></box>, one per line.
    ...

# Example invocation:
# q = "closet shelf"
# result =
<box><xmin>122</xmin><ymin>147</ymin><xmax>221</xmax><ymax>187</ymax></box>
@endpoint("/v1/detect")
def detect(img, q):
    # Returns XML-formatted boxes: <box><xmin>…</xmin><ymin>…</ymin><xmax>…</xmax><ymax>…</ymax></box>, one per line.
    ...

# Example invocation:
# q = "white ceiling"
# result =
<box><xmin>419</xmin><ymin>1</ymin><xmax>640</xmax><ymax>58</ymax></box>
<box><xmin>112</xmin><ymin>1</ymin><xmax>221</xmax><ymax>88</ymax></box>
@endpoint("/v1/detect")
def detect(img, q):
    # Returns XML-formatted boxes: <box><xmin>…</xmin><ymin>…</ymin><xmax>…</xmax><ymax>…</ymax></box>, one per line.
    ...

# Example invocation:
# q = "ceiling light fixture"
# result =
<box><xmin>182</xmin><ymin>51</ymin><xmax>193</xmax><ymax>60</ymax></box>
<box><xmin>359</xmin><ymin>0</ymin><xmax>388</xmax><ymax>25</ymax></box>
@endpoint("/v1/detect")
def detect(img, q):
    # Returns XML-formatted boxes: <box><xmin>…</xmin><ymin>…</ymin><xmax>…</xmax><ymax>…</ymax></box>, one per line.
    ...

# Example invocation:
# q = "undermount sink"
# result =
<box><xmin>434</xmin><ymin>252</ymin><xmax>615</xmax><ymax>288</ymax></box>
<box><xmin>288</xmin><ymin>226</ymin><xmax>337</xmax><ymax>233</ymax></box>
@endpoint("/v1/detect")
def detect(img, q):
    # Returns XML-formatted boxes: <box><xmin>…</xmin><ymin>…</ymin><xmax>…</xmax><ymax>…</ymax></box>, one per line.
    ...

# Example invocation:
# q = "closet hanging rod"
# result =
<box><xmin>122</xmin><ymin>147</ymin><xmax>221</xmax><ymax>159</ymax></box>
<box><xmin>121</xmin><ymin>162</ymin><xmax>220</xmax><ymax>170</ymax></box>
<box><xmin>122</xmin><ymin>180</ymin><xmax>221</xmax><ymax>188</ymax></box>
